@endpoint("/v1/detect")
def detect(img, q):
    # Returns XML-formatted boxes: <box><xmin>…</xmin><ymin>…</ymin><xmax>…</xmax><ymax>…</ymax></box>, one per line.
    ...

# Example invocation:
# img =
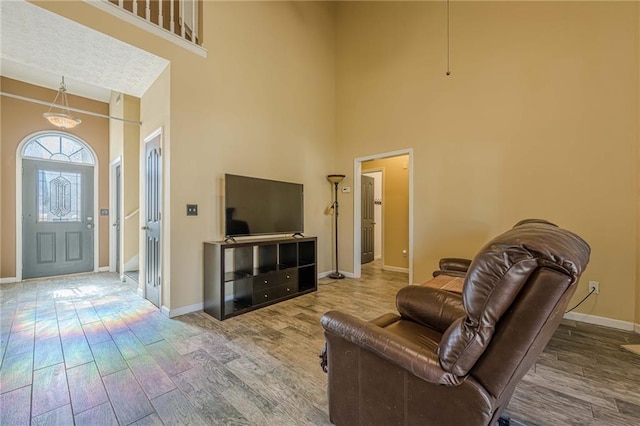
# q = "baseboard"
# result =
<box><xmin>563</xmin><ymin>311</ymin><xmax>635</xmax><ymax>331</ymax></box>
<box><xmin>374</xmin><ymin>255</ymin><xmax>382</xmax><ymax>260</ymax></box>
<box><xmin>318</xmin><ymin>270</ymin><xmax>333</xmax><ymax>279</ymax></box>
<box><xmin>161</xmin><ymin>303</ymin><xmax>203</xmax><ymax>318</ymax></box>
<box><xmin>97</xmin><ymin>266</ymin><xmax>109</xmax><ymax>272</ymax></box>
<box><xmin>137</xmin><ymin>288</ymin><xmax>144</xmax><ymax>297</ymax></box>
<box><xmin>635</xmin><ymin>323</ymin><xmax>640</xmax><ymax>334</ymax></box>
<box><xmin>383</xmin><ymin>265</ymin><xmax>409</xmax><ymax>274</ymax></box>
<box><xmin>0</xmin><ymin>277</ymin><xmax>18</xmax><ymax>284</ymax></box>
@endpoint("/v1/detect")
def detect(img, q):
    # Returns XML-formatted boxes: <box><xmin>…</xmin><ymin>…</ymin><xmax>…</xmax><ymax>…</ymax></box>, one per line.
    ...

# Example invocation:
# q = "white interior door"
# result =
<box><xmin>363</xmin><ymin>171</ymin><xmax>383</xmax><ymax>259</ymax></box>
<box><xmin>361</xmin><ymin>174</ymin><xmax>375</xmax><ymax>264</ymax></box>
<box><xmin>144</xmin><ymin>133</ymin><xmax>162</xmax><ymax>307</ymax></box>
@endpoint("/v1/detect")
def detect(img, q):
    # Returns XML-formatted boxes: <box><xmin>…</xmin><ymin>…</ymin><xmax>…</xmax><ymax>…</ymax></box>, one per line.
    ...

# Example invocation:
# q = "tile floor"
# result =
<box><xmin>0</xmin><ymin>267</ymin><xmax>405</xmax><ymax>425</ymax></box>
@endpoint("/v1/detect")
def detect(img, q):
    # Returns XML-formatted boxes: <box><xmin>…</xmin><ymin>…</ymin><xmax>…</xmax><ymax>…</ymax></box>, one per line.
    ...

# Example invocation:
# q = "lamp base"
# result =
<box><xmin>328</xmin><ymin>272</ymin><xmax>345</xmax><ymax>280</ymax></box>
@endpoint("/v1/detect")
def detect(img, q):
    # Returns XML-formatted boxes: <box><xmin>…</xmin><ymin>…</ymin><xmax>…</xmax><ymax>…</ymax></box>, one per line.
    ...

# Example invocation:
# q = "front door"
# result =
<box><xmin>361</xmin><ymin>174</ymin><xmax>375</xmax><ymax>264</ymax></box>
<box><xmin>144</xmin><ymin>133</ymin><xmax>162</xmax><ymax>307</ymax></box>
<box><xmin>23</xmin><ymin>159</ymin><xmax>94</xmax><ymax>279</ymax></box>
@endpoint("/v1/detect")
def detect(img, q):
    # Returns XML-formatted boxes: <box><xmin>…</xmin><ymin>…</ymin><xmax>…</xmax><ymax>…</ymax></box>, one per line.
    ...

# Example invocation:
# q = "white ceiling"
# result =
<box><xmin>0</xmin><ymin>0</ymin><xmax>169</xmax><ymax>102</ymax></box>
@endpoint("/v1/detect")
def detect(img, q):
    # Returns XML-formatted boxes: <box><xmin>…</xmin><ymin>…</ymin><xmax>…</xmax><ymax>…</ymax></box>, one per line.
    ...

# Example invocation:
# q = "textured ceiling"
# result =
<box><xmin>0</xmin><ymin>0</ymin><xmax>169</xmax><ymax>102</ymax></box>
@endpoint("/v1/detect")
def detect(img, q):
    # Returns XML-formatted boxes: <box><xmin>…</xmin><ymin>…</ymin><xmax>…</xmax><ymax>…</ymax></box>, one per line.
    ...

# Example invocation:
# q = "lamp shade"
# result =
<box><xmin>327</xmin><ymin>174</ymin><xmax>345</xmax><ymax>184</ymax></box>
<box><xmin>43</xmin><ymin>112</ymin><xmax>81</xmax><ymax>129</ymax></box>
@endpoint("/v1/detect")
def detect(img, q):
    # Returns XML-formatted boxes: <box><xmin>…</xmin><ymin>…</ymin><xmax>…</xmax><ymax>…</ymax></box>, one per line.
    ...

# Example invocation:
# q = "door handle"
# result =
<box><xmin>86</xmin><ymin>223</ymin><xmax>94</xmax><ymax>229</ymax></box>
<box><xmin>141</xmin><ymin>226</ymin><xmax>149</xmax><ymax>230</ymax></box>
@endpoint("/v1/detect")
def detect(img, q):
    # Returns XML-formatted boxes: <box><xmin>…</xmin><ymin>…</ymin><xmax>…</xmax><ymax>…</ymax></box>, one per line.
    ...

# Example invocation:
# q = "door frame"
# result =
<box><xmin>353</xmin><ymin>148</ymin><xmax>414</xmax><ymax>284</ymax></box>
<box><xmin>15</xmin><ymin>131</ymin><xmax>100</xmax><ymax>282</ymax></box>
<box><xmin>142</xmin><ymin>127</ymin><xmax>163</xmax><ymax>308</ymax></box>
<box><xmin>110</xmin><ymin>156</ymin><xmax>123</xmax><ymax>278</ymax></box>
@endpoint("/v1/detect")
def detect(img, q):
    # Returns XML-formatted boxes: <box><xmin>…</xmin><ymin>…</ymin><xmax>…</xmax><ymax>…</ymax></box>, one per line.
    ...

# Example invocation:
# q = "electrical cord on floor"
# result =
<box><xmin>565</xmin><ymin>288</ymin><xmax>596</xmax><ymax>313</ymax></box>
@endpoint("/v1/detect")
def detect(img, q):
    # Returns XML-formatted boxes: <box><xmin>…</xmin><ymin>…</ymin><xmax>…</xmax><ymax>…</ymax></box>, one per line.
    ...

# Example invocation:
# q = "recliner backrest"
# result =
<box><xmin>437</xmin><ymin>222</ymin><xmax>590</xmax><ymax>377</ymax></box>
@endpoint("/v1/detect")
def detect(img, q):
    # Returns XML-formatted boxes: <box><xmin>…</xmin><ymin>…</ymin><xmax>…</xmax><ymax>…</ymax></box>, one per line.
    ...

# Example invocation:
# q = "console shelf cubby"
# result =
<box><xmin>204</xmin><ymin>236</ymin><xmax>317</xmax><ymax>320</ymax></box>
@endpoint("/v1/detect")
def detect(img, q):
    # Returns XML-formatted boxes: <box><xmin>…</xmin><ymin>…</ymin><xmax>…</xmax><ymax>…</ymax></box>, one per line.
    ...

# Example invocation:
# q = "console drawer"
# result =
<box><xmin>254</xmin><ymin>282</ymin><xmax>299</xmax><ymax>304</ymax></box>
<box><xmin>253</xmin><ymin>269</ymin><xmax>298</xmax><ymax>292</ymax></box>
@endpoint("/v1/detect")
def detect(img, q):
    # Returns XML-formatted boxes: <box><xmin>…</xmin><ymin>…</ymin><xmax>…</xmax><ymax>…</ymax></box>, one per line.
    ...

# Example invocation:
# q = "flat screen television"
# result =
<box><xmin>224</xmin><ymin>174</ymin><xmax>304</xmax><ymax>237</ymax></box>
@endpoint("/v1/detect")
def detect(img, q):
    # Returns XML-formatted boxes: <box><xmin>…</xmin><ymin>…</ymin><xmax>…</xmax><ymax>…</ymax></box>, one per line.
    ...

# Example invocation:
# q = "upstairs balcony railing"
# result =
<box><xmin>91</xmin><ymin>0</ymin><xmax>205</xmax><ymax>56</ymax></box>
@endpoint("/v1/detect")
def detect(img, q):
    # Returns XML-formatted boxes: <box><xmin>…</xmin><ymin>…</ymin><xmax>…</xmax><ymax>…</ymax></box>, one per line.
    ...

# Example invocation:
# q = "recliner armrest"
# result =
<box><xmin>321</xmin><ymin>310</ymin><xmax>463</xmax><ymax>386</ymax></box>
<box><xmin>439</xmin><ymin>257</ymin><xmax>472</xmax><ymax>272</ymax></box>
<box><xmin>432</xmin><ymin>269</ymin><xmax>467</xmax><ymax>278</ymax></box>
<box><xmin>396</xmin><ymin>286</ymin><xmax>465</xmax><ymax>333</ymax></box>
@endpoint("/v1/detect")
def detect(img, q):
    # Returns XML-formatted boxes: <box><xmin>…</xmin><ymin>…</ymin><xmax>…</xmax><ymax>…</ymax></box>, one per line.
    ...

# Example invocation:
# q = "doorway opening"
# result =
<box><xmin>353</xmin><ymin>149</ymin><xmax>413</xmax><ymax>284</ymax></box>
<box><xmin>110</xmin><ymin>157</ymin><xmax>122</xmax><ymax>278</ymax></box>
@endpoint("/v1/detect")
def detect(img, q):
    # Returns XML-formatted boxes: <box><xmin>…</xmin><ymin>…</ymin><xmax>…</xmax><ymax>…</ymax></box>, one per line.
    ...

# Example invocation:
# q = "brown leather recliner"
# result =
<box><xmin>321</xmin><ymin>221</ymin><xmax>590</xmax><ymax>425</ymax></box>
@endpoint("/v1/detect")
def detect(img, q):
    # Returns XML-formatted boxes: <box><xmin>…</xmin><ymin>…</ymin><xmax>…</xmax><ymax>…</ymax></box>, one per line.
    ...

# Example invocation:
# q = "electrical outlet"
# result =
<box><xmin>186</xmin><ymin>204</ymin><xmax>198</xmax><ymax>216</ymax></box>
<box><xmin>588</xmin><ymin>281</ymin><xmax>600</xmax><ymax>294</ymax></box>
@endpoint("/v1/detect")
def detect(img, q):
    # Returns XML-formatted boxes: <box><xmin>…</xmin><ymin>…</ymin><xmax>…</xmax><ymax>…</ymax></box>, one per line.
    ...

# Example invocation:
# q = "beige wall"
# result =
<box><xmin>1</xmin><ymin>77</ymin><xmax>110</xmax><ymax>278</ymax></box>
<box><xmin>139</xmin><ymin>66</ymin><xmax>171</xmax><ymax>307</ymax></box>
<box><xmin>168</xmin><ymin>2</ymin><xmax>335</xmax><ymax>310</ymax></box>
<box><xmin>37</xmin><ymin>1</ymin><xmax>337</xmax><ymax>311</ymax></box>
<box><xmin>363</xmin><ymin>155</ymin><xmax>409</xmax><ymax>270</ymax></box>
<box><xmin>0</xmin><ymin>165</ymin><xmax>2</xmax><ymax>280</ymax></box>
<box><xmin>122</xmin><ymin>96</ymin><xmax>140</xmax><ymax>269</ymax></box>
<box><xmin>336</xmin><ymin>1</ymin><xmax>638</xmax><ymax>322</ymax></box>
<box><xmin>108</xmin><ymin>91</ymin><xmax>124</xmax><ymax>274</ymax></box>
<box><xmin>637</xmin><ymin>3</ymin><xmax>640</xmax><ymax>328</ymax></box>
<box><xmin>0</xmin><ymin>85</ymin><xmax>3</xmax><ymax>278</ymax></box>
<box><xmin>109</xmin><ymin>92</ymin><xmax>124</xmax><ymax>163</ymax></box>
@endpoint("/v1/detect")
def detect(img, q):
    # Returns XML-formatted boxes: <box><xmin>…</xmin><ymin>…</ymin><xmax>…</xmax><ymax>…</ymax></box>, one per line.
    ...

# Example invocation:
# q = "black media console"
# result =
<box><xmin>203</xmin><ymin>236</ymin><xmax>317</xmax><ymax>320</ymax></box>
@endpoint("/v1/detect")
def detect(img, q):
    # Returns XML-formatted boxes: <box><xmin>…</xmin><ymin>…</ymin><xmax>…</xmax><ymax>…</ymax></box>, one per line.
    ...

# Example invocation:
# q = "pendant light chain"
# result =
<box><xmin>446</xmin><ymin>0</ymin><xmax>451</xmax><ymax>76</ymax></box>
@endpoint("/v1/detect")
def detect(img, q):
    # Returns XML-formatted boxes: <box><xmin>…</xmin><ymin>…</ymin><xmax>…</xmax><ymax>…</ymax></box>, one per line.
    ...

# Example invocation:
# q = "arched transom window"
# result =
<box><xmin>22</xmin><ymin>133</ymin><xmax>95</xmax><ymax>164</ymax></box>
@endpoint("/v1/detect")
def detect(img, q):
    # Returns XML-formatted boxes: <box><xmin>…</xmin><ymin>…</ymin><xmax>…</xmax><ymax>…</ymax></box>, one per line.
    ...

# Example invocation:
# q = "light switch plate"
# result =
<box><xmin>341</xmin><ymin>187</ymin><xmax>351</xmax><ymax>193</ymax></box>
<box><xmin>100</xmin><ymin>209</ymin><xmax>109</xmax><ymax>216</ymax></box>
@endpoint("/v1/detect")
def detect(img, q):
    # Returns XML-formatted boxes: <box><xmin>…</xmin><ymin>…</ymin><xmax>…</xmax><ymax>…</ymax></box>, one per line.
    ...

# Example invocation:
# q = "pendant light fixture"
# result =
<box><xmin>43</xmin><ymin>76</ymin><xmax>82</xmax><ymax>129</ymax></box>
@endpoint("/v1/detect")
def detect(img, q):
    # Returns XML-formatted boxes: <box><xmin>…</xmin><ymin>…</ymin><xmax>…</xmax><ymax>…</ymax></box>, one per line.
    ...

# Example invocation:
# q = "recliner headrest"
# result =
<box><xmin>513</xmin><ymin>218</ymin><xmax>558</xmax><ymax>228</ymax></box>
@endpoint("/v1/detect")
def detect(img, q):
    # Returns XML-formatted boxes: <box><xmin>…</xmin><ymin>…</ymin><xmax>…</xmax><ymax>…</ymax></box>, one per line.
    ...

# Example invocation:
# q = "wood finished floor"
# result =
<box><xmin>1</xmin><ymin>263</ymin><xmax>640</xmax><ymax>425</ymax></box>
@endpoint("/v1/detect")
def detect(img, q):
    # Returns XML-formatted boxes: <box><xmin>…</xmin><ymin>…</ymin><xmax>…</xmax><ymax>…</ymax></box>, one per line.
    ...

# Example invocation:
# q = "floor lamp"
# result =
<box><xmin>327</xmin><ymin>174</ymin><xmax>346</xmax><ymax>279</ymax></box>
